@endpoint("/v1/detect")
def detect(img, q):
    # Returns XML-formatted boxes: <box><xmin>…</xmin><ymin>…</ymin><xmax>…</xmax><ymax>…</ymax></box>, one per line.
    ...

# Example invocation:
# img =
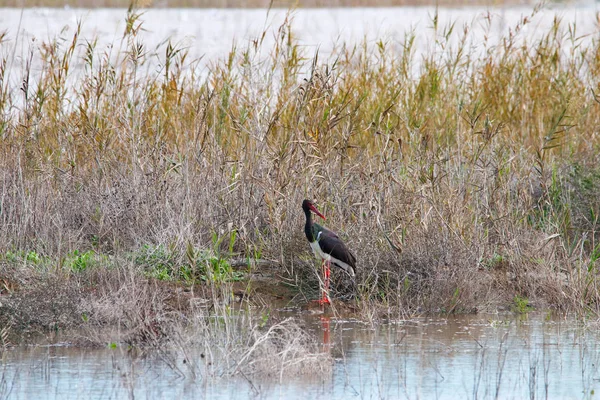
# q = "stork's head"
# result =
<box><xmin>302</xmin><ymin>199</ymin><xmax>325</xmax><ymax>220</ymax></box>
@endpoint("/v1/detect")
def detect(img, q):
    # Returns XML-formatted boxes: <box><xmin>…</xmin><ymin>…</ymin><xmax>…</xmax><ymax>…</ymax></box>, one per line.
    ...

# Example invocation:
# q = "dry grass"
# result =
<box><xmin>1</xmin><ymin>3</ymin><xmax>600</xmax><ymax>342</ymax></box>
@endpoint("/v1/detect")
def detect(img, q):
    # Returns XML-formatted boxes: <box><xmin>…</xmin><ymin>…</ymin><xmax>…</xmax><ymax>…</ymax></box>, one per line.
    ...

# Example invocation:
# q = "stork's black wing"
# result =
<box><xmin>318</xmin><ymin>228</ymin><xmax>356</xmax><ymax>275</ymax></box>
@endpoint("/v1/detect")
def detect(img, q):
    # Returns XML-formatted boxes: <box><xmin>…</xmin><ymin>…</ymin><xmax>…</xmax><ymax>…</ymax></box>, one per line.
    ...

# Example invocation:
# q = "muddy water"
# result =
<box><xmin>1</xmin><ymin>314</ymin><xmax>598</xmax><ymax>399</ymax></box>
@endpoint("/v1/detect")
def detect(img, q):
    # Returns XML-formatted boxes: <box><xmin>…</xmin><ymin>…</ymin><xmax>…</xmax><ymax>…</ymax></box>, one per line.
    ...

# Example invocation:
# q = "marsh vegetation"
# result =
<box><xmin>1</xmin><ymin>4</ymin><xmax>600</xmax><ymax>362</ymax></box>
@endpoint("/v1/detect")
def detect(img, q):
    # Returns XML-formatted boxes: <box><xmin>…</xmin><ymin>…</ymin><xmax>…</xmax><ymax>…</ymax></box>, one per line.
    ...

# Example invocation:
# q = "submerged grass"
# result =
<box><xmin>2</xmin><ymin>4</ymin><xmax>600</xmax><ymax>349</ymax></box>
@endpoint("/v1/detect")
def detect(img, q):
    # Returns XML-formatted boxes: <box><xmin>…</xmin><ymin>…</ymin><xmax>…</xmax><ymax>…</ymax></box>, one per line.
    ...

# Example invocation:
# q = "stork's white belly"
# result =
<box><xmin>310</xmin><ymin>240</ymin><xmax>330</xmax><ymax>261</ymax></box>
<box><xmin>309</xmin><ymin>236</ymin><xmax>355</xmax><ymax>277</ymax></box>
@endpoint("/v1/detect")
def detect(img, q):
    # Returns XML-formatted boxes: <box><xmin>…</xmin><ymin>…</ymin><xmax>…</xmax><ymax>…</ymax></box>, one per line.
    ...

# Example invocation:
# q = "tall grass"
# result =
<box><xmin>1</xmin><ymin>5</ymin><xmax>600</xmax><ymax>326</ymax></box>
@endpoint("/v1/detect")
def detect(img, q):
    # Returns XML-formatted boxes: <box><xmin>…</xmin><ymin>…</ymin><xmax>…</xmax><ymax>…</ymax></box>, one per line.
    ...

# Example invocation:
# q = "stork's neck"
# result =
<box><xmin>304</xmin><ymin>209</ymin><xmax>315</xmax><ymax>242</ymax></box>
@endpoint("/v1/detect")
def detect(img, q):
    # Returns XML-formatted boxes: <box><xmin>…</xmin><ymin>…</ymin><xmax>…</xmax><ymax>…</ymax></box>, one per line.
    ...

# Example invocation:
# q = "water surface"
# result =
<box><xmin>2</xmin><ymin>313</ymin><xmax>598</xmax><ymax>399</ymax></box>
<box><xmin>1</xmin><ymin>7</ymin><xmax>599</xmax><ymax>78</ymax></box>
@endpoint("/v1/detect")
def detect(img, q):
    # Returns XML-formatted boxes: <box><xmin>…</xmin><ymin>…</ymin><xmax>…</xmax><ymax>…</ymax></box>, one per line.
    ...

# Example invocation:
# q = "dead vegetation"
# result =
<box><xmin>1</xmin><ymin>4</ymin><xmax>600</xmax><ymax>350</ymax></box>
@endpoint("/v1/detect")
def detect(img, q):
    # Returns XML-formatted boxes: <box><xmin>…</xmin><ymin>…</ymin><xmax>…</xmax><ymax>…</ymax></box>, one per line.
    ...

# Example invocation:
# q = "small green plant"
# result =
<box><xmin>68</xmin><ymin>250</ymin><xmax>95</xmax><ymax>272</ymax></box>
<box><xmin>91</xmin><ymin>235</ymin><xmax>100</xmax><ymax>249</ymax></box>
<box><xmin>150</xmin><ymin>266</ymin><xmax>171</xmax><ymax>281</ymax></box>
<box><xmin>202</xmin><ymin>252</ymin><xmax>240</xmax><ymax>284</ymax></box>
<box><xmin>402</xmin><ymin>276</ymin><xmax>410</xmax><ymax>294</ymax></box>
<box><xmin>3</xmin><ymin>250</ymin><xmax>49</xmax><ymax>266</ymax></box>
<box><xmin>134</xmin><ymin>243</ymin><xmax>244</xmax><ymax>284</ymax></box>
<box><xmin>259</xmin><ymin>311</ymin><xmax>270</xmax><ymax>328</ymax></box>
<box><xmin>448</xmin><ymin>287</ymin><xmax>461</xmax><ymax>313</ymax></box>
<box><xmin>482</xmin><ymin>253</ymin><xmax>505</xmax><ymax>270</ymax></box>
<box><xmin>26</xmin><ymin>251</ymin><xmax>41</xmax><ymax>264</ymax></box>
<box><xmin>178</xmin><ymin>263</ymin><xmax>195</xmax><ymax>282</ymax></box>
<box><xmin>134</xmin><ymin>244</ymin><xmax>178</xmax><ymax>280</ymax></box>
<box><xmin>512</xmin><ymin>295</ymin><xmax>533</xmax><ymax>314</ymax></box>
<box><xmin>3</xmin><ymin>251</ymin><xmax>18</xmax><ymax>262</ymax></box>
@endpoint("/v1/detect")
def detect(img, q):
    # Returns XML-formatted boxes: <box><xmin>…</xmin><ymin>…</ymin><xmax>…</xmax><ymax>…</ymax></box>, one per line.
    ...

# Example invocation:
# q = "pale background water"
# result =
<box><xmin>1</xmin><ymin>6</ymin><xmax>600</xmax><ymax>78</ymax></box>
<box><xmin>2</xmin><ymin>314</ymin><xmax>599</xmax><ymax>399</ymax></box>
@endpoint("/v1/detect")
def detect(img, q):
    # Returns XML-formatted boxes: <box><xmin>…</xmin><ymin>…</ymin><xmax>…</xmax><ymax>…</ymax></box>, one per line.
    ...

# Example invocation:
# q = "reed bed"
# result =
<box><xmin>1</xmin><ymin>4</ymin><xmax>600</xmax><ymax>344</ymax></box>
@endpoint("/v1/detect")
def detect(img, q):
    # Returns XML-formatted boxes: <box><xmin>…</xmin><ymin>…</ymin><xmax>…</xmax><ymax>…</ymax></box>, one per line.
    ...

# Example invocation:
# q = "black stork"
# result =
<box><xmin>302</xmin><ymin>199</ymin><xmax>356</xmax><ymax>305</ymax></box>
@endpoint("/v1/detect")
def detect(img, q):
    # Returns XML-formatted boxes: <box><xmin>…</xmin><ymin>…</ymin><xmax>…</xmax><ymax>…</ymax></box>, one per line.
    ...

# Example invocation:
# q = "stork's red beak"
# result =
<box><xmin>309</xmin><ymin>204</ymin><xmax>326</xmax><ymax>220</ymax></box>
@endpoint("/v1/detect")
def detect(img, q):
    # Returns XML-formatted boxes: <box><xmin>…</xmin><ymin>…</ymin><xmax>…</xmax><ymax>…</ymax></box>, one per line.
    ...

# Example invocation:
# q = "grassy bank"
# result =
<box><xmin>1</xmin><ymin>5</ymin><xmax>600</xmax><ymax>347</ymax></box>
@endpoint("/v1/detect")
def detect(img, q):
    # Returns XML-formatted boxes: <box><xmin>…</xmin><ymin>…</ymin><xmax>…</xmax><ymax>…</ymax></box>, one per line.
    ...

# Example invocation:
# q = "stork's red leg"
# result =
<box><xmin>317</xmin><ymin>259</ymin><xmax>328</xmax><ymax>305</ymax></box>
<box><xmin>320</xmin><ymin>259</ymin><xmax>331</xmax><ymax>305</ymax></box>
<box><xmin>325</xmin><ymin>260</ymin><xmax>331</xmax><ymax>296</ymax></box>
<box><xmin>319</xmin><ymin>260</ymin><xmax>325</xmax><ymax>304</ymax></box>
<box><xmin>321</xmin><ymin>259</ymin><xmax>327</xmax><ymax>304</ymax></box>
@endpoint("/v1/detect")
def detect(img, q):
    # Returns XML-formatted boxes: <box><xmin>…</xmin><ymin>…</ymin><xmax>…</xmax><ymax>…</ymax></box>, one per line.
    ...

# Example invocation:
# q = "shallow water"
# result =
<box><xmin>2</xmin><ymin>313</ymin><xmax>599</xmax><ymax>399</ymax></box>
